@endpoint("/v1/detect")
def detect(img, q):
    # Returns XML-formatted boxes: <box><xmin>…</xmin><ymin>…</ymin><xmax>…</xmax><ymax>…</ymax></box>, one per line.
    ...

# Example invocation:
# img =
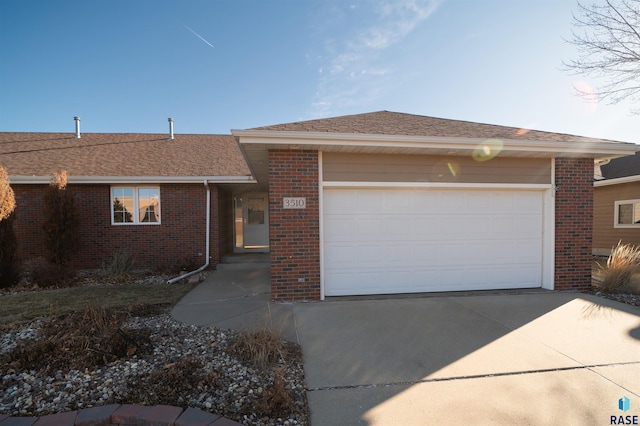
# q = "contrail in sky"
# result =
<box><xmin>180</xmin><ymin>22</ymin><xmax>215</xmax><ymax>48</ymax></box>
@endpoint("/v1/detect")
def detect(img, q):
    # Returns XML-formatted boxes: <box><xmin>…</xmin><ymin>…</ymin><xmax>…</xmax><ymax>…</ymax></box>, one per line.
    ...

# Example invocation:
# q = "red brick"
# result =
<box><xmin>32</xmin><ymin>411</ymin><xmax>77</xmax><ymax>426</ymax></box>
<box><xmin>209</xmin><ymin>418</ymin><xmax>242</xmax><ymax>425</ymax></box>
<box><xmin>0</xmin><ymin>418</ymin><xmax>38</xmax><ymax>426</ymax></box>
<box><xmin>13</xmin><ymin>183</ymin><xmax>223</xmax><ymax>271</ymax></box>
<box><xmin>268</xmin><ymin>150</ymin><xmax>320</xmax><ymax>301</ymax></box>
<box><xmin>74</xmin><ymin>404</ymin><xmax>120</xmax><ymax>426</ymax></box>
<box><xmin>174</xmin><ymin>408</ymin><xmax>220</xmax><ymax>426</ymax></box>
<box><xmin>110</xmin><ymin>404</ymin><xmax>151</xmax><ymax>424</ymax></box>
<box><xmin>136</xmin><ymin>405</ymin><xmax>183</xmax><ymax>426</ymax></box>
<box><xmin>554</xmin><ymin>157</ymin><xmax>593</xmax><ymax>291</ymax></box>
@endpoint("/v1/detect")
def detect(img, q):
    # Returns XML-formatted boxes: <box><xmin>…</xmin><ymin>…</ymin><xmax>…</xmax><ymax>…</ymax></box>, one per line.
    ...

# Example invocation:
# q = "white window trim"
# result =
<box><xmin>614</xmin><ymin>199</ymin><xmax>640</xmax><ymax>228</ymax></box>
<box><xmin>111</xmin><ymin>186</ymin><xmax>161</xmax><ymax>225</ymax></box>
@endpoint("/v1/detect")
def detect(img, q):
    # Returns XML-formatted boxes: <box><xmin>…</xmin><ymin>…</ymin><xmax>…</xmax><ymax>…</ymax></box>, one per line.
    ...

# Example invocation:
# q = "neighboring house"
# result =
<box><xmin>594</xmin><ymin>151</ymin><xmax>640</xmax><ymax>255</ymax></box>
<box><xmin>2</xmin><ymin>111</ymin><xmax>638</xmax><ymax>300</ymax></box>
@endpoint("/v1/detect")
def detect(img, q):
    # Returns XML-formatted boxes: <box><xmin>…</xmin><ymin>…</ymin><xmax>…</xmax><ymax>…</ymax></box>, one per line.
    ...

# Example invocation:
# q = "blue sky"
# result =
<box><xmin>1</xmin><ymin>0</ymin><xmax>639</xmax><ymax>143</ymax></box>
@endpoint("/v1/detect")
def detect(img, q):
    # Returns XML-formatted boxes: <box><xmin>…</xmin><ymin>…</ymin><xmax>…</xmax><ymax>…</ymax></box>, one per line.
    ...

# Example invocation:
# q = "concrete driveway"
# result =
<box><xmin>172</xmin><ymin>265</ymin><xmax>640</xmax><ymax>425</ymax></box>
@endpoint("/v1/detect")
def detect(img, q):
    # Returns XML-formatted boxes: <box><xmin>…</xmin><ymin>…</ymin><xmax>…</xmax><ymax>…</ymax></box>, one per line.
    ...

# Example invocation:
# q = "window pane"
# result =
<box><xmin>634</xmin><ymin>203</ymin><xmax>640</xmax><ymax>224</ymax></box>
<box><xmin>619</xmin><ymin>203</ymin><xmax>633</xmax><ymax>225</ymax></box>
<box><xmin>112</xmin><ymin>188</ymin><xmax>134</xmax><ymax>223</ymax></box>
<box><xmin>138</xmin><ymin>187</ymin><xmax>160</xmax><ymax>223</ymax></box>
<box><xmin>248</xmin><ymin>197</ymin><xmax>264</xmax><ymax>225</ymax></box>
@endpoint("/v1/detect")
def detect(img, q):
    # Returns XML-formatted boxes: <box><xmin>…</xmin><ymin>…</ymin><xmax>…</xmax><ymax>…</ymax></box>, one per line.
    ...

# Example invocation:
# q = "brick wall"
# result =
<box><xmin>268</xmin><ymin>150</ymin><xmax>320</xmax><ymax>301</ymax></box>
<box><xmin>554</xmin><ymin>157</ymin><xmax>593</xmax><ymax>290</ymax></box>
<box><xmin>12</xmin><ymin>183</ymin><xmax>221</xmax><ymax>271</ymax></box>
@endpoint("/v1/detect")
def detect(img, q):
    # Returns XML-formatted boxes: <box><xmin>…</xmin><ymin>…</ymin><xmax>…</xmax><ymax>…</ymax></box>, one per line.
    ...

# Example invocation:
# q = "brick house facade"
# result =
<box><xmin>2</xmin><ymin>111</ymin><xmax>637</xmax><ymax>297</ymax></box>
<box><xmin>12</xmin><ymin>183</ymin><xmax>227</xmax><ymax>271</ymax></box>
<box><xmin>234</xmin><ymin>111</ymin><xmax>638</xmax><ymax>300</ymax></box>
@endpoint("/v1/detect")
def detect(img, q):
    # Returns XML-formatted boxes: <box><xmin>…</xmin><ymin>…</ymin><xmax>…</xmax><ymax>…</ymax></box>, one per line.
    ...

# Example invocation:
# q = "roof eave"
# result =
<box><xmin>9</xmin><ymin>175</ymin><xmax>257</xmax><ymax>185</ymax></box>
<box><xmin>595</xmin><ymin>175</ymin><xmax>640</xmax><ymax>187</ymax></box>
<box><xmin>231</xmin><ymin>129</ymin><xmax>640</xmax><ymax>158</ymax></box>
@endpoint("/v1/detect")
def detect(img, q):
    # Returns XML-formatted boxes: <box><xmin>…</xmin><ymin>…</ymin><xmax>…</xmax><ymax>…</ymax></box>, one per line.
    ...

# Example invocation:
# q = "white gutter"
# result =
<box><xmin>167</xmin><ymin>180</ymin><xmax>211</xmax><ymax>284</ymax></box>
<box><xmin>232</xmin><ymin>130</ymin><xmax>639</xmax><ymax>157</ymax></box>
<box><xmin>9</xmin><ymin>175</ymin><xmax>256</xmax><ymax>185</ymax></box>
<box><xmin>595</xmin><ymin>175</ymin><xmax>640</xmax><ymax>187</ymax></box>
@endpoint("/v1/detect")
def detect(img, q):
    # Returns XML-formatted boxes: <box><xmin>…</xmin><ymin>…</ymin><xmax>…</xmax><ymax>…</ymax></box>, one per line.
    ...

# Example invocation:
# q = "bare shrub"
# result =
<box><xmin>253</xmin><ymin>368</ymin><xmax>297</xmax><ymax>418</ymax></box>
<box><xmin>125</xmin><ymin>358</ymin><xmax>218</xmax><ymax>407</ymax></box>
<box><xmin>231</xmin><ymin>326</ymin><xmax>287</xmax><ymax>371</ymax></box>
<box><xmin>0</xmin><ymin>167</ymin><xmax>18</xmax><ymax>288</ymax></box>
<box><xmin>0</xmin><ymin>213</ymin><xmax>19</xmax><ymax>288</ymax></box>
<box><xmin>6</xmin><ymin>303</ymin><xmax>152</xmax><ymax>372</ymax></box>
<box><xmin>43</xmin><ymin>170</ymin><xmax>79</xmax><ymax>266</ymax></box>
<box><xmin>597</xmin><ymin>242</ymin><xmax>640</xmax><ymax>293</ymax></box>
<box><xmin>27</xmin><ymin>258</ymin><xmax>73</xmax><ymax>288</ymax></box>
<box><xmin>0</xmin><ymin>166</ymin><xmax>15</xmax><ymax>222</ymax></box>
<box><xmin>102</xmin><ymin>251</ymin><xmax>136</xmax><ymax>277</ymax></box>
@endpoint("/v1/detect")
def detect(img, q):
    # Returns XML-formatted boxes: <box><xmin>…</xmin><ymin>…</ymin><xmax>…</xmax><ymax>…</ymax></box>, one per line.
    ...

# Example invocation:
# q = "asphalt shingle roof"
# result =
<box><xmin>252</xmin><ymin>110</ymin><xmax>622</xmax><ymax>143</ymax></box>
<box><xmin>0</xmin><ymin>133</ymin><xmax>250</xmax><ymax>178</ymax></box>
<box><xmin>600</xmin><ymin>151</ymin><xmax>640</xmax><ymax>179</ymax></box>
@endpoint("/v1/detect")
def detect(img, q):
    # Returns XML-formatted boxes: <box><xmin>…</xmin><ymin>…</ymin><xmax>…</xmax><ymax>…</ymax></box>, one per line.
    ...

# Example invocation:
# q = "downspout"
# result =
<box><xmin>167</xmin><ymin>180</ymin><xmax>211</xmax><ymax>284</ymax></box>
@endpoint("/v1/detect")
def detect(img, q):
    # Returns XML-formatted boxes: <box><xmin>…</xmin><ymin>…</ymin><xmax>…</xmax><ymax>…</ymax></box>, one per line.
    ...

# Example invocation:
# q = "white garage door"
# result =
<box><xmin>323</xmin><ymin>188</ymin><xmax>544</xmax><ymax>296</ymax></box>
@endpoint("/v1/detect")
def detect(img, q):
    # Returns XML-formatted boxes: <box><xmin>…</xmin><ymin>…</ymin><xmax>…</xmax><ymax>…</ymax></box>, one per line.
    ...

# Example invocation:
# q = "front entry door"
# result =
<box><xmin>234</xmin><ymin>193</ymin><xmax>269</xmax><ymax>252</ymax></box>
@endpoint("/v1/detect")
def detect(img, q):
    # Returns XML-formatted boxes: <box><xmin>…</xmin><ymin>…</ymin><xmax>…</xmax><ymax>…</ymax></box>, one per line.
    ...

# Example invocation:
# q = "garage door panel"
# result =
<box><xmin>323</xmin><ymin>188</ymin><xmax>545</xmax><ymax>296</ymax></box>
<box><xmin>324</xmin><ymin>215</ymin><xmax>357</xmax><ymax>239</ymax></box>
<box><xmin>357</xmin><ymin>244</ymin><xmax>388</xmax><ymax>264</ymax></box>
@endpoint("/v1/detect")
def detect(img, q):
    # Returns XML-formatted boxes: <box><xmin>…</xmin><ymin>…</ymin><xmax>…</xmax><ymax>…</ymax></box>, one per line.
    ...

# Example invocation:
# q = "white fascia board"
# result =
<box><xmin>322</xmin><ymin>181</ymin><xmax>552</xmax><ymax>190</ymax></box>
<box><xmin>595</xmin><ymin>175</ymin><xmax>640</xmax><ymax>187</ymax></box>
<box><xmin>9</xmin><ymin>175</ymin><xmax>257</xmax><ymax>185</ymax></box>
<box><xmin>232</xmin><ymin>130</ymin><xmax>639</xmax><ymax>157</ymax></box>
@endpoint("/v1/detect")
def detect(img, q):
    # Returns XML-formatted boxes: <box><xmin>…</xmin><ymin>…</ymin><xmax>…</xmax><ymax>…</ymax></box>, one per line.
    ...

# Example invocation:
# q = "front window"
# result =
<box><xmin>111</xmin><ymin>186</ymin><xmax>160</xmax><ymax>225</ymax></box>
<box><xmin>615</xmin><ymin>200</ymin><xmax>640</xmax><ymax>227</ymax></box>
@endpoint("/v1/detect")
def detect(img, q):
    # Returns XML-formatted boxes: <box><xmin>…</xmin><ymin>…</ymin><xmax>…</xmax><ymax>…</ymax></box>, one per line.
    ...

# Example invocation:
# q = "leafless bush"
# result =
<box><xmin>253</xmin><ymin>368</ymin><xmax>297</xmax><ymax>418</ymax></box>
<box><xmin>231</xmin><ymin>326</ymin><xmax>287</xmax><ymax>371</ymax></box>
<box><xmin>597</xmin><ymin>242</ymin><xmax>640</xmax><ymax>294</ymax></box>
<box><xmin>125</xmin><ymin>358</ymin><xmax>219</xmax><ymax>407</ymax></box>
<box><xmin>5</xmin><ymin>303</ymin><xmax>152</xmax><ymax>372</ymax></box>
<box><xmin>102</xmin><ymin>251</ymin><xmax>136</xmax><ymax>278</ymax></box>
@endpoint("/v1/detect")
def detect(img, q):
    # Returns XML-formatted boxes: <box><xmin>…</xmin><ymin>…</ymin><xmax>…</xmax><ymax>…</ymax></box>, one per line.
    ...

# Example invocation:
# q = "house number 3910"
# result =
<box><xmin>283</xmin><ymin>197</ymin><xmax>306</xmax><ymax>209</ymax></box>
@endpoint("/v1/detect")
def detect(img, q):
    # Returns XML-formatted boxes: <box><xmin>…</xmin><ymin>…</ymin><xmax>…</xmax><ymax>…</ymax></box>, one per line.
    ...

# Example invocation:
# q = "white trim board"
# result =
<box><xmin>322</xmin><ymin>181</ymin><xmax>553</xmax><ymax>190</ymax></box>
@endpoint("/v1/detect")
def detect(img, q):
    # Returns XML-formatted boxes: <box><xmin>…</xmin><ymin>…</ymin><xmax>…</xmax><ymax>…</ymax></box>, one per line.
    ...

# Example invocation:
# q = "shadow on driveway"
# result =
<box><xmin>294</xmin><ymin>292</ymin><xmax>640</xmax><ymax>425</ymax></box>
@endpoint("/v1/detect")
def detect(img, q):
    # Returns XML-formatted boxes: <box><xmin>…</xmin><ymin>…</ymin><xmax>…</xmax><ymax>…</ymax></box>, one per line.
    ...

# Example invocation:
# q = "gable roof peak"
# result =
<box><xmin>248</xmin><ymin>110</ymin><xmax>620</xmax><ymax>143</ymax></box>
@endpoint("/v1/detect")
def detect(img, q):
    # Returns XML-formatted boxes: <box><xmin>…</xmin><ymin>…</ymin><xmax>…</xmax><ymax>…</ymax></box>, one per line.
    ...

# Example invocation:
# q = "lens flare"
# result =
<box><xmin>447</xmin><ymin>162</ymin><xmax>458</xmax><ymax>177</ymax></box>
<box><xmin>430</xmin><ymin>160</ymin><xmax>460</xmax><ymax>181</ymax></box>
<box><xmin>573</xmin><ymin>80</ymin><xmax>599</xmax><ymax>114</ymax></box>
<box><xmin>473</xmin><ymin>139</ymin><xmax>503</xmax><ymax>162</ymax></box>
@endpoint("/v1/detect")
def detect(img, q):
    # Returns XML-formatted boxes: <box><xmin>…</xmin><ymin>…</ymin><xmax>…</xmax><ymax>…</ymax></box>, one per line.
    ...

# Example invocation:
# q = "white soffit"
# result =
<box><xmin>232</xmin><ymin>130</ymin><xmax>640</xmax><ymax>158</ymax></box>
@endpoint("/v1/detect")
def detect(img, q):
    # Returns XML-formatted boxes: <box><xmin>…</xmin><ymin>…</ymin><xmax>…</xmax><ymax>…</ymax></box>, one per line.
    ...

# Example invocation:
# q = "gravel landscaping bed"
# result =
<box><xmin>0</xmin><ymin>307</ymin><xmax>309</xmax><ymax>425</ymax></box>
<box><xmin>589</xmin><ymin>290</ymin><xmax>640</xmax><ymax>307</ymax></box>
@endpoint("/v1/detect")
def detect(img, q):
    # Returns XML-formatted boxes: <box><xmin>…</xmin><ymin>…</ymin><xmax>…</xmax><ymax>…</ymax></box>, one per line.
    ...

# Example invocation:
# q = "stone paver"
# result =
<box><xmin>0</xmin><ymin>405</ymin><xmax>241</xmax><ymax>426</ymax></box>
<box><xmin>74</xmin><ymin>404</ymin><xmax>120</xmax><ymax>426</ymax></box>
<box><xmin>137</xmin><ymin>405</ymin><xmax>183</xmax><ymax>426</ymax></box>
<box><xmin>0</xmin><ymin>417</ymin><xmax>37</xmax><ymax>426</ymax></box>
<box><xmin>32</xmin><ymin>411</ymin><xmax>77</xmax><ymax>426</ymax></box>
<box><xmin>111</xmin><ymin>404</ymin><xmax>151</xmax><ymax>424</ymax></box>
<box><xmin>175</xmin><ymin>408</ymin><xmax>221</xmax><ymax>426</ymax></box>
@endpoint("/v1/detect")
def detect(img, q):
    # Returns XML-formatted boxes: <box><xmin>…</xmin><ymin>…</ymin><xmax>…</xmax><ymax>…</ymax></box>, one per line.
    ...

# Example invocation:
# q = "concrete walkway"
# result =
<box><xmin>172</xmin><ymin>261</ymin><xmax>640</xmax><ymax>425</ymax></box>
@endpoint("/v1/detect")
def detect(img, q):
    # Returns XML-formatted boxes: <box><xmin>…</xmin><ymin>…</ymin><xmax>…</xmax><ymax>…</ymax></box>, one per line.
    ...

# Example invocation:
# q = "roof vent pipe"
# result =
<box><xmin>74</xmin><ymin>116</ymin><xmax>81</xmax><ymax>138</ymax></box>
<box><xmin>168</xmin><ymin>117</ymin><xmax>174</xmax><ymax>140</ymax></box>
